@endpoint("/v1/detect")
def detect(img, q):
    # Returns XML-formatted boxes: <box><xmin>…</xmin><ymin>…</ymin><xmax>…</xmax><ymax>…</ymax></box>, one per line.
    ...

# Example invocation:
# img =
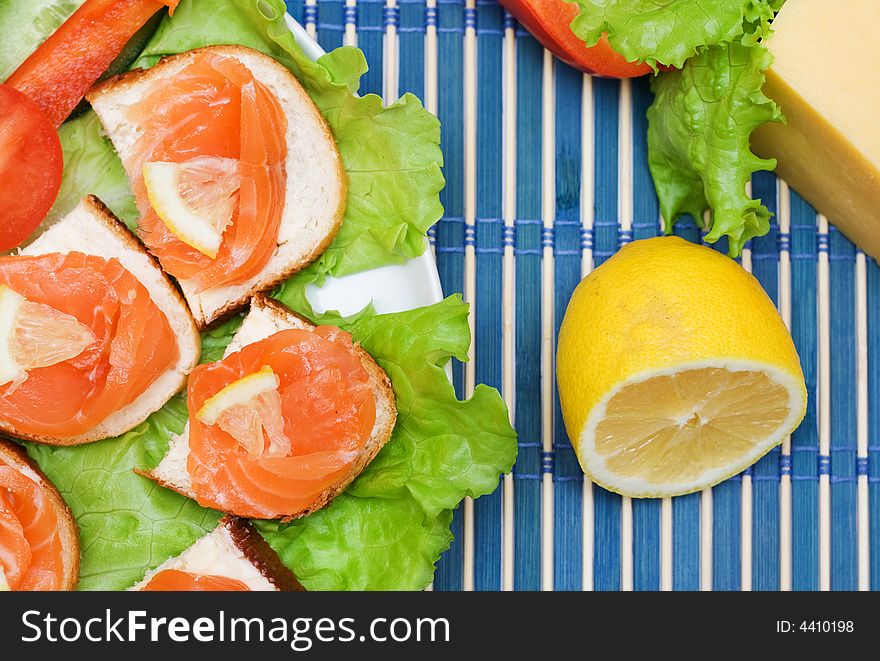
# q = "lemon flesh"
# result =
<box><xmin>585</xmin><ymin>363</ymin><xmax>803</xmax><ymax>497</ymax></box>
<box><xmin>197</xmin><ymin>366</ymin><xmax>280</xmax><ymax>424</ymax></box>
<box><xmin>196</xmin><ymin>366</ymin><xmax>290</xmax><ymax>458</ymax></box>
<box><xmin>143</xmin><ymin>159</ymin><xmax>238</xmax><ymax>259</ymax></box>
<box><xmin>0</xmin><ymin>285</ymin><xmax>23</xmax><ymax>385</ymax></box>
<box><xmin>556</xmin><ymin>237</ymin><xmax>807</xmax><ymax>498</ymax></box>
<box><xmin>0</xmin><ymin>285</ymin><xmax>96</xmax><ymax>388</ymax></box>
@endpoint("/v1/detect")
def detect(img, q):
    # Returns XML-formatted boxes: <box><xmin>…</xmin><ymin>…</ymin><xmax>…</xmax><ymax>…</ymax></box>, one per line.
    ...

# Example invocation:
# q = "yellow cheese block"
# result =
<box><xmin>752</xmin><ymin>0</ymin><xmax>880</xmax><ymax>259</ymax></box>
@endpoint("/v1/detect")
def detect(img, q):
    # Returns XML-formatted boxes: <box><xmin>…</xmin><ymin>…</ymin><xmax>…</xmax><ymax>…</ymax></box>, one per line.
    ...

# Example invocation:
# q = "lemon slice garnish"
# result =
<box><xmin>0</xmin><ymin>285</ymin><xmax>96</xmax><ymax>389</ymax></box>
<box><xmin>0</xmin><ymin>285</ymin><xmax>25</xmax><ymax>386</ymax></box>
<box><xmin>197</xmin><ymin>366</ymin><xmax>280</xmax><ymax>424</ymax></box>
<box><xmin>143</xmin><ymin>157</ymin><xmax>239</xmax><ymax>259</ymax></box>
<box><xmin>197</xmin><ymin>366</ymin><xmax>290</xmax><ymax>458</ymax></box>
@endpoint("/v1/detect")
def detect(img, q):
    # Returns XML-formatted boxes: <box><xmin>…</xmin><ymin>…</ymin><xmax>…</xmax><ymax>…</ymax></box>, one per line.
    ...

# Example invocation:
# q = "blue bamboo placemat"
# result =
<box><xmin>285</xmin><ymin>0</ymin><xmax>880</xmax><ymax>591</ymax></box>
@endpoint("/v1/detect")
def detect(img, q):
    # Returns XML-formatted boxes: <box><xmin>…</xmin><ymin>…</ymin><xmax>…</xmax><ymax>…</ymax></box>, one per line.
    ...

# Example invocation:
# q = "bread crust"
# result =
<box><xmin>222</xmin><ymin>516</ymin><xmax>305</xmax><ymax>591</ymax></box>
<box><xmin>251</xmin><ymin>296</ymin><xmax>397</xmax><ymax>521</ymax></box>
<box><xmin>0</xmin><ymin>438</ymin><xmax>80</xmax><ymax>591</ymax></box>
<box><xmin>0</xmin><ymin>195</ymin><xmax>201</xmax><ymax>446</ymax></box>
<box><xmin>88</xmin><ymin>45</ymin><xmax>348</xmax><ymax>329</ymax></box>
<box><xmin>145</xmin><ymin>295</ymin><xmax>397</xmax><ymax>521</ymax></box>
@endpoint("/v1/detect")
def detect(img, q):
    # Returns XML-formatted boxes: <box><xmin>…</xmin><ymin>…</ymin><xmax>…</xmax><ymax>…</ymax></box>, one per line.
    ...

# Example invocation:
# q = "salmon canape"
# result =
<box><xmin>89</xmin><ymin>46</ymin><xmax>346</xmax><ymax>327</ymax></box>
<box><xmin>146</xmin><ymin>296</ymin><xmax>396</xmax><ymax>520</ymax></box>
<box><xmin>1</xmin><ymin>197</ymin><xmax>200</xmax><ymax>445</ymax></box>
<box><xmin>0</xmin><ymin>439</ymin><xmax>78</xmax><ymax>591</ymax></box>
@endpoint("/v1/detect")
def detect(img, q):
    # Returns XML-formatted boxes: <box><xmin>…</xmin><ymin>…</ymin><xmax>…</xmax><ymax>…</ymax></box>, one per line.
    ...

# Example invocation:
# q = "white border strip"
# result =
<box><xmin>344</xmin><ymin>0</ymin><xmax>357</xmax><ymax>47</ymax></box>
<box><xmin>501</xmin><ymin>11</ymin><xmax>517</xmax><ymax>592</ymax></box>
<box><xmin>777</xmin><ymin>180</ymin><xmax>793</xmax><ymax>591</ymax></box>
<box><xmin>382</xmin><ymin>0</ymin><xmax>399</xmax><ymax>104</ymax></box>
<box><xmin>740</xmin><ymin>240</ymin><xmax>753</xmax><ymax>592</ymax></box>
<box><xmin>424</xmin><ymin>0</ymin><xmax>438</xmax><ymax>118</ymax></box>
<box><xmin>424</xmin><ymin>0</ymin><xmax>437</xmax><ymax>260</ymax></box>
<box><xmin>617</xmin><ymin>78</ymin><xmax>633</xmax><ymax>593</ymax></box>
<box><xmin>423</xmin><ymin>0</ymin><xmax>438</xmax><ymax>592</ymax></box>
<box><xmin>817</xmin><ymin>213</ymin><xmax>831</xmax><ymax>591</ymax></box>
<box><xmin>462</xmin><ymin>0</ymin><xmax>478</xmax><ymax>592</ymax></box>
<box><xmin>657</xmin><ymin>154</ymin><xmax>671</xmax><ymax>593</ymax></box>
<box><xmin>660</xmin><ymin>497</ymin><xmax>672</xmax><ymax>590</ymax></box>
<box><xmin>735</xmin><ymin>181</ymin><xmax>754</xmax><ymax>592</ymax></box>
<box><xmin>701</xmin><ymin>487</ymin><xmax>713</xmax><ymax>590</ymax></box>
<box><xmin>580</xmin><ymin>72</ymin><xmax>595</xmax><ymax>592</ymax></box>
<box><xmin>540</xmin><ymin>47</ymin><xmax>555</xmax><ymax>592</ymax></box>
<box><xmin>699</xmin><ymin>208</ymin><xmax>715</xmax><ymax>593</ymax></box>
<box><xmin>304</xmin><ymin>0</ymin><xmax>317</xmax><ymax>38</ymax></box>
<box><xmin>856</xmin><ymin>247</ymin><xmax>869</xmax><ymax>591</ymax></box>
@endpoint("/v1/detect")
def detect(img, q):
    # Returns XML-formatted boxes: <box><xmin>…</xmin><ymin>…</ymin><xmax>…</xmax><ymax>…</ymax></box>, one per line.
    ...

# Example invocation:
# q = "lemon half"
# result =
<box><xmin>556</xmin><ymin>237</ymin><xmax>807</xmax><ymax>498</ymax></box>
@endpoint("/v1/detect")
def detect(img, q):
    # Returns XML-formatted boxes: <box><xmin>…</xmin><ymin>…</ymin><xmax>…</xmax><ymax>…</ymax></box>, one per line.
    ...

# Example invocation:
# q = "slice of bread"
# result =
<box><xmin>130</xmin><ymin>515</ymin><xmax>304</xmax><ymax>591</ymax></box>
<box><xmin>88</xmin><ymin>45</ymin><xmax>347</xmax><ymax>328</ymax></box>
<box><xmin>147</xmin><ymin>294</ymin><xmax>397</xmax><ymax>520</ymax></box>
<box><xmin>0</xmin><ymin>438</ymin><xmax>79</xmax><ymax>591</ymax></box>
<box><xmin>11</xmin><ymin>195</ymin><xmax>201</xmax><ymax>445</ymax></box>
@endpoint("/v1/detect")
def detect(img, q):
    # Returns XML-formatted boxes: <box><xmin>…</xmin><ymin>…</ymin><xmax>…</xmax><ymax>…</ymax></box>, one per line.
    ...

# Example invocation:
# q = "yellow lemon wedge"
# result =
<box><xmin>0</xmin><ymin>285</ymin><xmax>96</xmax><ymax>388</ymax></box>
<box><xmin>556</xmin><ymin>237</ymin><xmax>807</xmax><ymax>498</ymax></box>
<box><xmin>197</xmin><ymin>366</ymin><xmax>280</xmax><ymax>424</ymax></box>
<box><xmin>142</xmin><ymin>157</ymin><xmax>239</xmax><ymax>259</ymax></box>
<box><xmin>197</xmin><ymin>366</ymin><xmax>290</xmax><ymax>459</ymax></box>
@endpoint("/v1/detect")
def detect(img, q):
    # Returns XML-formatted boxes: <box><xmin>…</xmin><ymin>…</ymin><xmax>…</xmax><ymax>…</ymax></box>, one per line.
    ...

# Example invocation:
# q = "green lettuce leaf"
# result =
<box><xmin>647</xmin><ymin>41</ymin><xmax>783</xmax><ymax>256</ymax></box>
<box><xmin>46</xmin><ymin>112</ymin><xmax>138</xmax><ymax>229</ymax></box>
<box><xmin>199</xmin><ymin>315</ymin><xmax>243</xmax><ymax>364</ymax></box>
<box><xmin>259</xmin><ymin>295</ymin><xmax>515</xmax><ymax>590</ymax></box>
<box><xmin>26</xmin><ymin>397</ymin><xmax>218</xmax><ymax>591</ymax></box>
<box><xmin>567</xmin><ymin>0</ymin><xmax>779</xmax><ymax>70</ymax></box>
<box><xmin>258</xmin><ymin>495</ymin><xmax>454</xmax><ymax>591</ymax></box>
<box><xmin>338</xmin><ymin>297</ymin><xmax>517</xmax><ymax>517</ymax></box>
<box><xmin>0</xmin><ymin>0</ymin><xmax>85</xmax><ymax>81</ymax></box>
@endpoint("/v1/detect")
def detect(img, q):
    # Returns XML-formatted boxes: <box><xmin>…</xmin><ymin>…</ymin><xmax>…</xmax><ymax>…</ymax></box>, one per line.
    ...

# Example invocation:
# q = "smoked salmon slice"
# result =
<box><xmin>124</xmin><ymin>49</ymin><xmax>287</xmax><ymax>292</ymax></box>
<box><xmin>186</xmin><ymin>327</ymin><xmax>377</xmax><ymax>519</ymax></box>
<box><xmin>0</xmin><ymin>464</ymin><xmax>66</xmax><ymax>590</ymax></box>
<box><xmin>0</xmin><ymin>252</ymin><xmax>178</xmax><ymax>439</ymax></box>
<box><xmin>140</xmin><ymin>569</ymin><xmax>250</xmax><ymax>591</ymax></box>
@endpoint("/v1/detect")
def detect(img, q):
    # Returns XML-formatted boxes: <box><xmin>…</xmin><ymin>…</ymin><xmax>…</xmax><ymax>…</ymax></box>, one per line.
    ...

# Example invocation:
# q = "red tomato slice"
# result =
<box><xmin>499</xmin><ymin>0</ymin><xmax>652</xmax><ymax>78</ymax></box>
<box><xmin>0</xmin><ymin>85</ymin><xmax>63</xmax><ymax>251</ymax></box>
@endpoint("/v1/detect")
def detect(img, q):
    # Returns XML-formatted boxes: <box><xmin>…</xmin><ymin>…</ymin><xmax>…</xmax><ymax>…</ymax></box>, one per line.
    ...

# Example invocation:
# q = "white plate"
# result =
<box><xmin>286</xmin><ymin>16</ymin><xmax>444</xmax><ymax>317</ymax></box>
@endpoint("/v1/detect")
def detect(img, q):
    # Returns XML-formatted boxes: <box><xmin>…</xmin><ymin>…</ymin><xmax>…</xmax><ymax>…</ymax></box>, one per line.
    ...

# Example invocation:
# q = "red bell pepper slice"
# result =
<box><xmin>5</xmin><ymin>0</ymin><xmax>179</xmax><ymax>127</ymax></box>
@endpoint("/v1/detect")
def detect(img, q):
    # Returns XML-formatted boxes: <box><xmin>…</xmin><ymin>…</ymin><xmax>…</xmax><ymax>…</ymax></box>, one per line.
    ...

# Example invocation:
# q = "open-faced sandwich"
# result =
<box><xmin>0</xmin><ymin>438</ymin><xmax>79</xmax><ymax>591</ymax></box>
<box><xmin>146</xmin><ymin>295</ymin><xmax>396</xmax><ymax>520</ymax></box>
<box><xmin>130</xmin><ymin>516</ymin><xmax>303</xmax><ymax>592</ymax></box>
<box><xmin>88</xmin><ymin>45</ymin><xmax>347</xmax><ymax>328</ymax></box>
<box><xmin>0</xmin><ymin>195</ymin><xmax>200</xmax><ymax>445</ymax></box>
